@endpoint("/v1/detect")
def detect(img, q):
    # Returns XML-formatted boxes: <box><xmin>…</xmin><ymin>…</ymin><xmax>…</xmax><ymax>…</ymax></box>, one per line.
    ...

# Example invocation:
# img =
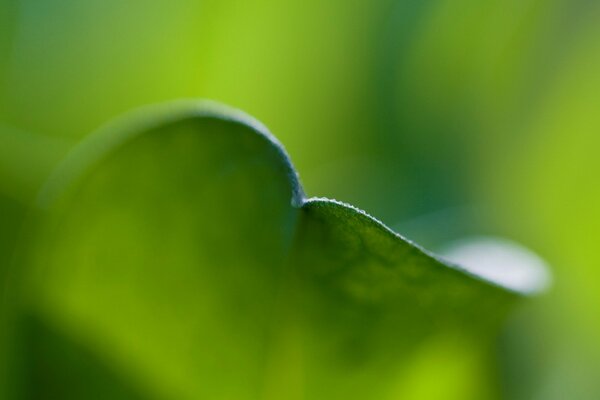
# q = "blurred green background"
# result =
<box><xmin>1</xmin><ymin>0</ymin><xmax>599</xmax><ymax>399</ymax></box>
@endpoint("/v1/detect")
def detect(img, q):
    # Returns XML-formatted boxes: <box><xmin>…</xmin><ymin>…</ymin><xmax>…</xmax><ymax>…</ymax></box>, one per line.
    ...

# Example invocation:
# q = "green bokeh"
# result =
<box><xmin>1</xmin><ymin>0</ymin><xmax>599</xmax><ymax>398</ymax></box>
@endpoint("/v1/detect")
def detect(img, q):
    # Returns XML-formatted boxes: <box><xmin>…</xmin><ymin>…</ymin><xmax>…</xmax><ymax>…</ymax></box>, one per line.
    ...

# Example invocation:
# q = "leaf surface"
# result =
<box><xmin>9</xmin><ymin>101</ymin><xmax>546</xmax><ymax>400</ymax></box>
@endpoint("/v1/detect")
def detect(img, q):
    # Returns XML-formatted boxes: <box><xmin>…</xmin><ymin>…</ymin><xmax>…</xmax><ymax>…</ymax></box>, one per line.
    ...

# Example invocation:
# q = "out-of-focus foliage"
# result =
<box><xmin>0</xmin><ymin>125</ymin><xmax>70</xmax><ymax>202</ymax></box>
<box><xmin>4</xmin><ymin>103</ymin><xmax>535</xmax><ymax>399</ymax></box>
<box><xmin>1</xmin><ymin>0</ymin><xmax>599</xmax><ymax>398</ymax></box>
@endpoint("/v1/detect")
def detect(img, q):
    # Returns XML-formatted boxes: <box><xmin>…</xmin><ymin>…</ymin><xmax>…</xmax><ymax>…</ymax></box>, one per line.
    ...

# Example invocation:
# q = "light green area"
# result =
<box><xmin>483</xmin><ymin>16</ymin><xmax>600</xmax><ymax>399</ymax></box>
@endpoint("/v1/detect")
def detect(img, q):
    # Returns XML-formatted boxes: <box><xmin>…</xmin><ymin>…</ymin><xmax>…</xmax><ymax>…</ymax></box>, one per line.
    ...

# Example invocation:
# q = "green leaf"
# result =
<box><xmin>8</xmin><ymin>101</ymin><xmax>547</xmax><ymax>400</ymax></box>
